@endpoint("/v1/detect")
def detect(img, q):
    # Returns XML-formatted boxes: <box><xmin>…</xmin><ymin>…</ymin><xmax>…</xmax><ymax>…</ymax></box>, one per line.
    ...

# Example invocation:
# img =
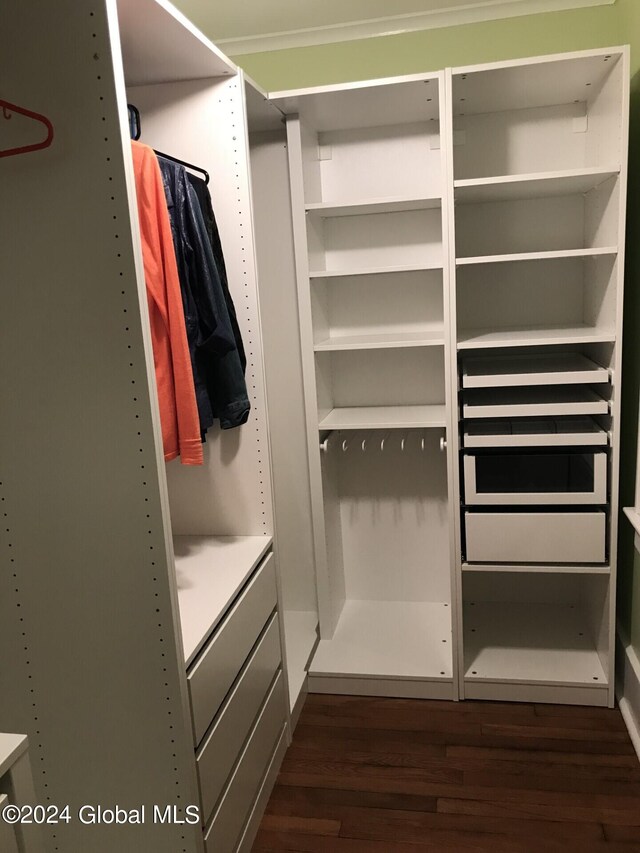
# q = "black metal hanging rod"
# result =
<box><xmin>127</xmin><ymin>103</ymin><xmax>210</xmax><ymax>185</ymax></box>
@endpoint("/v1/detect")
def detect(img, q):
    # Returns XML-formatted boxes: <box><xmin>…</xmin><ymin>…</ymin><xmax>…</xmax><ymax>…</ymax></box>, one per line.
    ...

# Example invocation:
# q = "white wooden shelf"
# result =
<box><xmin>283</xmin><ymin>610</ymin><xmax>318</xmax><ymax>711</ymax></box>
<box><xmin>464</xmin><ymin>601</ymin><xmax>608</xmax><ymax>688</ymax></box>
<box><xmin>0</xmin><ymin>734</ymin><xmax>28</xmax><ymax>780</ymax></box>
<box><xmin>314</xmin><ymin>331</ymin><xmax>444</xmax><ymax>351</ymax></box>
<box><xmin>309</xmin><ymin>262</ymin><xmax>443</xmax><ymax>279</ymax></box>
<box><xmin>463</xmin><ymin>417</ymin><xmax>608</xmax><ymax>448</ymax></box>
<box><xmin>117</xmin><ymin>0</ymin><xmax>236</xmax><ymax>86</ymax></box>
<box><xmin>173</xmin><ymin>535</ymin><xmax>273</xmax><ymax>667</ymax></box>
<box><xmin>457</xmin><ymin>324</ymin><xmax>616</xmax><ymax>350</ymax></box>
<box><xmin>462</xmin><ymin>353</ymin><xmax>609</xmax><ymax>389</ymax></box>
<box><xmin>462</xmin><ymin>563</ymin><xmax>610</xmax><ymax>575</ymax></box>
<box><xmin>457</xmin><ymin>247</ymin><xmax>617</xmax><ymax>266</ymax></box>
<box><xmin>454</xmin><ymin>166</ymin><xmax>620</xmax><ymax>204</ymax></box>
<box><xmin>623</xmin><ymin>508</ymin><xmax>640</xmax><ymax>538</ymax></box>
<box><xmin>462</xmin><ymin>386</ymin><xmax>608</xmax><ymax>419</ymax></box>
<box><xmin>319</xmin><ymin>405</ymin><xmax>447</xmax><ymax>430</ymax></box>
<box><xmin>310</xmin><ymin>600</ymin><xmax>452</xmax><ymax>680</ymax></box>
<box><xmin>305</xmin><ymin>195</ymin><xmax>441</xmax><ymax>217</ymax></box>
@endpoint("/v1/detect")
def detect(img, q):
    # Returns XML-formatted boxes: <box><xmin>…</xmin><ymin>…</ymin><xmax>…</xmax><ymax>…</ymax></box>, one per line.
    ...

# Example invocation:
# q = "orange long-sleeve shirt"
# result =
<box><xmin>131</xmin><ymin>141</ymin><xmax>203</xmax><ymax>466</ymax></box>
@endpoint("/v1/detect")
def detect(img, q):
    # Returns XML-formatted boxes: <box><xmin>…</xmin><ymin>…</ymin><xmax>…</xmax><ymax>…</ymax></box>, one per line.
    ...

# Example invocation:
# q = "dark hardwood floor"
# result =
<box><xmin>252</xmin><ymin>694</ymin><xmax>640</xmax><ymax>852</ymax></box>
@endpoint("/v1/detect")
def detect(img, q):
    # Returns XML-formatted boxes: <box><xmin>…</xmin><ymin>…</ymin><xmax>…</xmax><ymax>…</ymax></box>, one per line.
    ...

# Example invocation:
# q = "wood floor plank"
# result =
<box><xmin>251</xmin><ymin>694</ymin><xmax>640</xmax><ymax>853</ymax></box>
<box><xmin>265</xmin><ymin>794</ymin><xmax>604</xmax><ymax>841</ymax></box>
<box><xmin>446</xmin><ymin>744</ymin><xmax>640</xmax><ymax>767</ymax></box>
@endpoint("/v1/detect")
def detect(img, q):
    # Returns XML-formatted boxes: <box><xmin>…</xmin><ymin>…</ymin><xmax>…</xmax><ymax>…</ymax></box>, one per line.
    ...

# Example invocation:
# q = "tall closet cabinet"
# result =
<box><xmin>1</xmin><ymin>1</ymin><xmax>317</xmax><ymax>852</ymax></box>
<box><xmin>273</xmin><ymin>45</ymin><xmax>629</xmax><ymax>707</ymax></box>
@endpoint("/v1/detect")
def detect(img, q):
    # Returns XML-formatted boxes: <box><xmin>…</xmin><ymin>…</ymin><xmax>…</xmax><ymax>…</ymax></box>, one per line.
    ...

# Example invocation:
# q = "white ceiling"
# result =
<box><xmin>175</xmin><ymin>0</ymin><xmax>614</xmax><ymax>55</ymax></box>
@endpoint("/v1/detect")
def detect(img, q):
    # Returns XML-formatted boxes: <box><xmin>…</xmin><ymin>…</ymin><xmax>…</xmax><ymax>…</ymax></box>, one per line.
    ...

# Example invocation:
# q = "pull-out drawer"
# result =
<box><xmin>463</xmin><ymin>417</ymin><xmax>608</xmax><ymax>448</ymax></box>
<box><xmin>462</xmin><ymin>353</ymin><xmax>609</xmax><ymax>389</ymax></box>
<box><xmin>188</xmin><ymin>552</ymin><xmax>277</xmax><ymax>746</ymax></box>
<box><xmin>197</xmin><ymin>614</ymin><xmax>282</xmax><ymax>825</ymax></box>
<box><xmin>204</xmin><ymin>671</ymin><xmax>286</xmax><ymax>853</ymax></box>
<box><xmin>462</xmin><ymin>386</ymin><xmax>609</xmax><ymax>419</ymax></box>
<box><xmin>465</xmin><ymin>511</ymin><xmax>606</xmax><ymax>563</ymax></box>
<box><xmin>463</xmin><ymin>451</ymin><xmax>607</xmax><ymax>505</ymax></box>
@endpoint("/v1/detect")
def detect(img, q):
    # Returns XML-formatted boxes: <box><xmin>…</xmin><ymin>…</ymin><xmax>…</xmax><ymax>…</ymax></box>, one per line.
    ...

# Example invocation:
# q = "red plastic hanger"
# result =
<box><xmin>0</xmin><ymin>98</ymin><xmax>54</xmax><ymax>158</ymax></box>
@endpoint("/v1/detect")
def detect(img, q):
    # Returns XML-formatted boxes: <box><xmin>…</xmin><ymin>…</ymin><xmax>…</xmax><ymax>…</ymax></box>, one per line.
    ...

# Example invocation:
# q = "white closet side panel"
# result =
<box><xmin>128</xmin><ymin>78</ymin><xmax>274</xmax><ymax>537</ymax></box>
<box><xmin>286</xmin><ymin>117</ymin><xmax>343</xmax><ymax>638</ymax></box>
<box><xmin>248</xmin><ymin>130</ymin><xmax>317</xmax><ymax>616</ymax></box>
<box><xmin>0</xmin><ymin>3</ymin><xmax>201</xmax><ymax>851</ymax></box>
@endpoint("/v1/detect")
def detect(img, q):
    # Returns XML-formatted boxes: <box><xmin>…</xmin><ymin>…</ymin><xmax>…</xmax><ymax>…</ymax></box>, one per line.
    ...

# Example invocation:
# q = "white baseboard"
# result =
<box><xmin>616</xmin><ymin>627</ymin><xmax>640</xmax><ymax>762</ymax></box>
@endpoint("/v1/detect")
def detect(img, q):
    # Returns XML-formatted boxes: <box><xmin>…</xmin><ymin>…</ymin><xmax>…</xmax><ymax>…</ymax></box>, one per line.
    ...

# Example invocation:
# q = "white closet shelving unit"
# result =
<box><xmin>1</xmin><ymin>1</ymin><xmax>312</xmax><ymax>851</ymax></box>
<box><xmin>448</xmin><ymin>47</ymin><xmax>629</xmax><ymax>707</ymax></box>
<box><xmin>273</xmin><ymin>45</ymin><xmax>629</xmax><ymax>706</ymax></box>
<box><xmin>273</xmin><ymin>74</ymin><xmax>458</xmax><ymax>699</ymax></box>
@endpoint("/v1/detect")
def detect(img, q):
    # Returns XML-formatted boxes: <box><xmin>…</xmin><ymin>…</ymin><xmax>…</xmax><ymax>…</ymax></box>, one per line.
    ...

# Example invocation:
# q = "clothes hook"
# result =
<box><xmin>361</xmin><ymin>437</ymin><xmax>367</xmax><ymax>452</ymax></box>
<box><xmin>380</xmin><ymin>431</ymin><xmax>389</xmax><ymax>452</ymax></box>
<box><xmin>3</xmin><ymin>107</ymin><xmax>11</xmax><ymax>120</ymax></box>
<box><xmin>421</xmin><ymin>433</ymin><xmax>426</xmax><ymax>452</ymax></box>
<box><xmin>320</xmin><ymin>433</ymin><xmax>333</xmax><ymax>453</ymax></box>
<box><xmin>400</xmin><ymin>434</ymin><xmax>406</xmax><ymax>452</ymax></box>
<box><xmin>342</xmin><ymin>438</ymin><xmax>349</xmax><ymax>452</ymax></box>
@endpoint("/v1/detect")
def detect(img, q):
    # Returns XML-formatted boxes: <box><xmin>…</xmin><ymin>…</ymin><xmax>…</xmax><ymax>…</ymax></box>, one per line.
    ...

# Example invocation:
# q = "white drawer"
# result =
<box><xmin>197</xmin><ymin>614</ymin><xmax>282</xmax><ymax>824</ymax></box>
<box><xmin>465</xmin><ymin>511</ymin><xmax>606</xmax><ymax>563</ymax></box>
<box><xmin>463</xmin><ymin>451</ymin><xmax>607</xmax><ymax>505</ymax></box>
<box><xmin>462</xmin><ymin>386</ymin><xmax>608</xmax><ymax>419</ymax></box>
<box><xmin>188</xmin><ymin>553</ymin><xmax>277</xmax><ymax>746</ymax></box>
<box><xmin>204</xmin><ymin>671</ymin><xmax>286</xmax><ymax>853</ymax></box>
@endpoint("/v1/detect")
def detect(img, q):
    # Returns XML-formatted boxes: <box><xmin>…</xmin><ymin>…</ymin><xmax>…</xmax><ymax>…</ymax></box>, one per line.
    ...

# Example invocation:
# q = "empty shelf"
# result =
<box><xmin>464</xmin><ymin>601</ymin><xmax>607</xmax><ymax>688</ymax></box>
<box><xmin>457</xmin><ymin>325</ymin><xmax>617</xmax><ymax>350</ymax></box>
<box><xmin>309</xmin><ymin>262</ymin><xmax>443</xmax><ymax>279</ymax></box>
<box><xmin>319</xmin><ymin>405</ymin><xmax>447</xmax><ymax>430</ymax></box>
<box><xmin>310</xmin><ymin>600</ymin><xmax>452</xmax><ymax>680</ymax></box>
<box><xmin>457</xmin><ymin>247</ymin><xmax>618</xmax><ymax>266</ymax></box>
<box><xmin>464</xmin><ymin>417</ymin><xmax>608</xmax><ymax>448</ymax></box>
<box><xmin>462</xmin><ymin>563</ymin><xmax>610</xmax><ymax>575</ymax></box>
<box><xmin>283</xmin><ymin>610</ymin><xmax>319</xmax><ymax>710</ymax></box>
<box><xmin>462</xmin><ymin>353</ymin><xmax>609</xmax><ymax>388</ymax></box>
<box><xmin>314</xmin><ymin>331</ymin><xmax>444</xmax><ymax>351</ymax></box>
<box><xmin>462</xmin><ymin>386</ymin><xmax>608</xmax><ymax>419</ymax></box>
<box><xmin>305</xmin><ymin>195</ymin><xmax>441</xmax><ymax>217</ymax></box>
<box><xmin>174</xmin><ymin>535</ymin><xmax>273</xmax><ymax>667</ymax></box>
<box><xmin>454</xmin><ymin>166</ymin><xmax>620</xmax><ymax>204</ymax></box>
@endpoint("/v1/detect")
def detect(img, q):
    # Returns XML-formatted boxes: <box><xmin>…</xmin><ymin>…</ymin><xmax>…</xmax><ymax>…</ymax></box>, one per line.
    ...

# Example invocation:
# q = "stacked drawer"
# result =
<box><xmin>460</xmin><ymin>352</ymin><xmax>610</xmax><ymax>565</ymax></box>
<box><xmin>186</xmin><ymin>552</ymin><xmax>287</xmax><ymax>851</ymax></box>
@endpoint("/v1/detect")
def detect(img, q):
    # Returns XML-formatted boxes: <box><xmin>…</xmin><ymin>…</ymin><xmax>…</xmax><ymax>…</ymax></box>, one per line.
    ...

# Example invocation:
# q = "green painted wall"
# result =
<box><xmin>177</xmin><ymin>0</ymin><xmax>640</xmax><ymax>652</ymax></box>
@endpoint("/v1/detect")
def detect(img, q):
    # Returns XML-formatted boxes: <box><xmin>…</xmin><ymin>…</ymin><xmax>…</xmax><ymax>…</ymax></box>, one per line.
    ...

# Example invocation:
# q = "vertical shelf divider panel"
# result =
<box><xmin>286</xmin><ymin>116</ymin><xmax>342</xmax><ymax>639</ymax></box>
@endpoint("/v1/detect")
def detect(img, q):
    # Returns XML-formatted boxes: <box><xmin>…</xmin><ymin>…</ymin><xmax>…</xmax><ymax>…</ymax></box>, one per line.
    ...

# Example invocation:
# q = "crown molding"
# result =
<box><xmin>218</xmin><ymin>0</ymin><xmax>614</xmax><ymax>56</ymax></box>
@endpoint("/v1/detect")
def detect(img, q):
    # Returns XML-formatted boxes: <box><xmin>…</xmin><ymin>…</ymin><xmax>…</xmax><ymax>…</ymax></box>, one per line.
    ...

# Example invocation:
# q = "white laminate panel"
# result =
<box><xmin>465</xmin><ymin>511</ymin><xmax>606</xmax><ymax>564</ymax></box>
<box><xmin>188</xmin><ymin>554</ymin><xmax>277</xmax><ymax>746</ymax></box>
<box><xmin>197</xmin><ymin>616</ymin><xmax>281</xmax><ymax>824</ymax></box>
<box><xmin>0</xmin><ymin>735</ymin><xmax>28</xmax><ymax>780</ymax></box>
<box><xmin>204</xmin><ymin>673</ymin><xmax>286</xmax><ymax>853</ymax></box>
<box><xmin>174</xmin><ymin>536</ymin><xmax>272</xmax><ymax>666</ymax></box>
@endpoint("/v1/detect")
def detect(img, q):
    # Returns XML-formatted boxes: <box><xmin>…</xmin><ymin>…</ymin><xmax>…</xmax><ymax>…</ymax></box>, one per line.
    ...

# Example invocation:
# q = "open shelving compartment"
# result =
<box><xmin>309</xmin><ymin>427</ymin><xmax>453</xmax><ymax>697</ymax></box>
<box><xmin>462</xmin><ymin>572</ymin><xmax>611</xmax><ymax>705</ymax></box>
<box><xmin>278</xmin><ymin>71</ymin><xmax>457</xmax><ymax>698</ymax></box>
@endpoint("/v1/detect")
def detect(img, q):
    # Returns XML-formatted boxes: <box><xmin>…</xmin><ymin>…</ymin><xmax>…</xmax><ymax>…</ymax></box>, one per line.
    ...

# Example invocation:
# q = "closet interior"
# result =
<box><xmin>0</xmin><ymin>2</ymin><xmax>630</xmax><ymax>850</ymax></box>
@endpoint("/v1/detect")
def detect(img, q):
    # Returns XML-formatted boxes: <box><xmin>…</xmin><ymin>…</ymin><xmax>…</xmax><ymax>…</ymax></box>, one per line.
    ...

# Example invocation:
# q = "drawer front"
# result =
<box><xmin>197</xmin><ymin>613</ymin><xmax>282</xmax><ymax>824</ymax></box>
<box><xmin>204</xmin><ymin>671</ymin><xmax>286</xmax><ymax>853</ymax></box>
<box><xmin>465</xmin><ymin>511</ymin><xmax>606</xmax><ymax>563</ymax></box>
<box><xmin>188</xmin><ymin>552</ymin><xmax>277</xmax><ymax>745</ymax></box>
<box><xmin>463</xmin><ymin>452</ymin><xmax>607</xmax><ymax>505</ymax></box>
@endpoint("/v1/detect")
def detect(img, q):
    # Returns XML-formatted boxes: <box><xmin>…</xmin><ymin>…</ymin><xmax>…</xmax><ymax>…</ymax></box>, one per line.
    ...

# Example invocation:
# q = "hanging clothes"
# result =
<box><xmin>187</xmin><ymin>173</ymin><xmax>247</xmax><ymax>372</ymax></box>
<box><xmin>159</xmin><ymin>157</ymin><xmax>251</xmax><ymax>431</ymax></box>
<box><xmin>130</xmin><ymin>140</ymin><xmax>203</xmax><ymax>466</ymax></box>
